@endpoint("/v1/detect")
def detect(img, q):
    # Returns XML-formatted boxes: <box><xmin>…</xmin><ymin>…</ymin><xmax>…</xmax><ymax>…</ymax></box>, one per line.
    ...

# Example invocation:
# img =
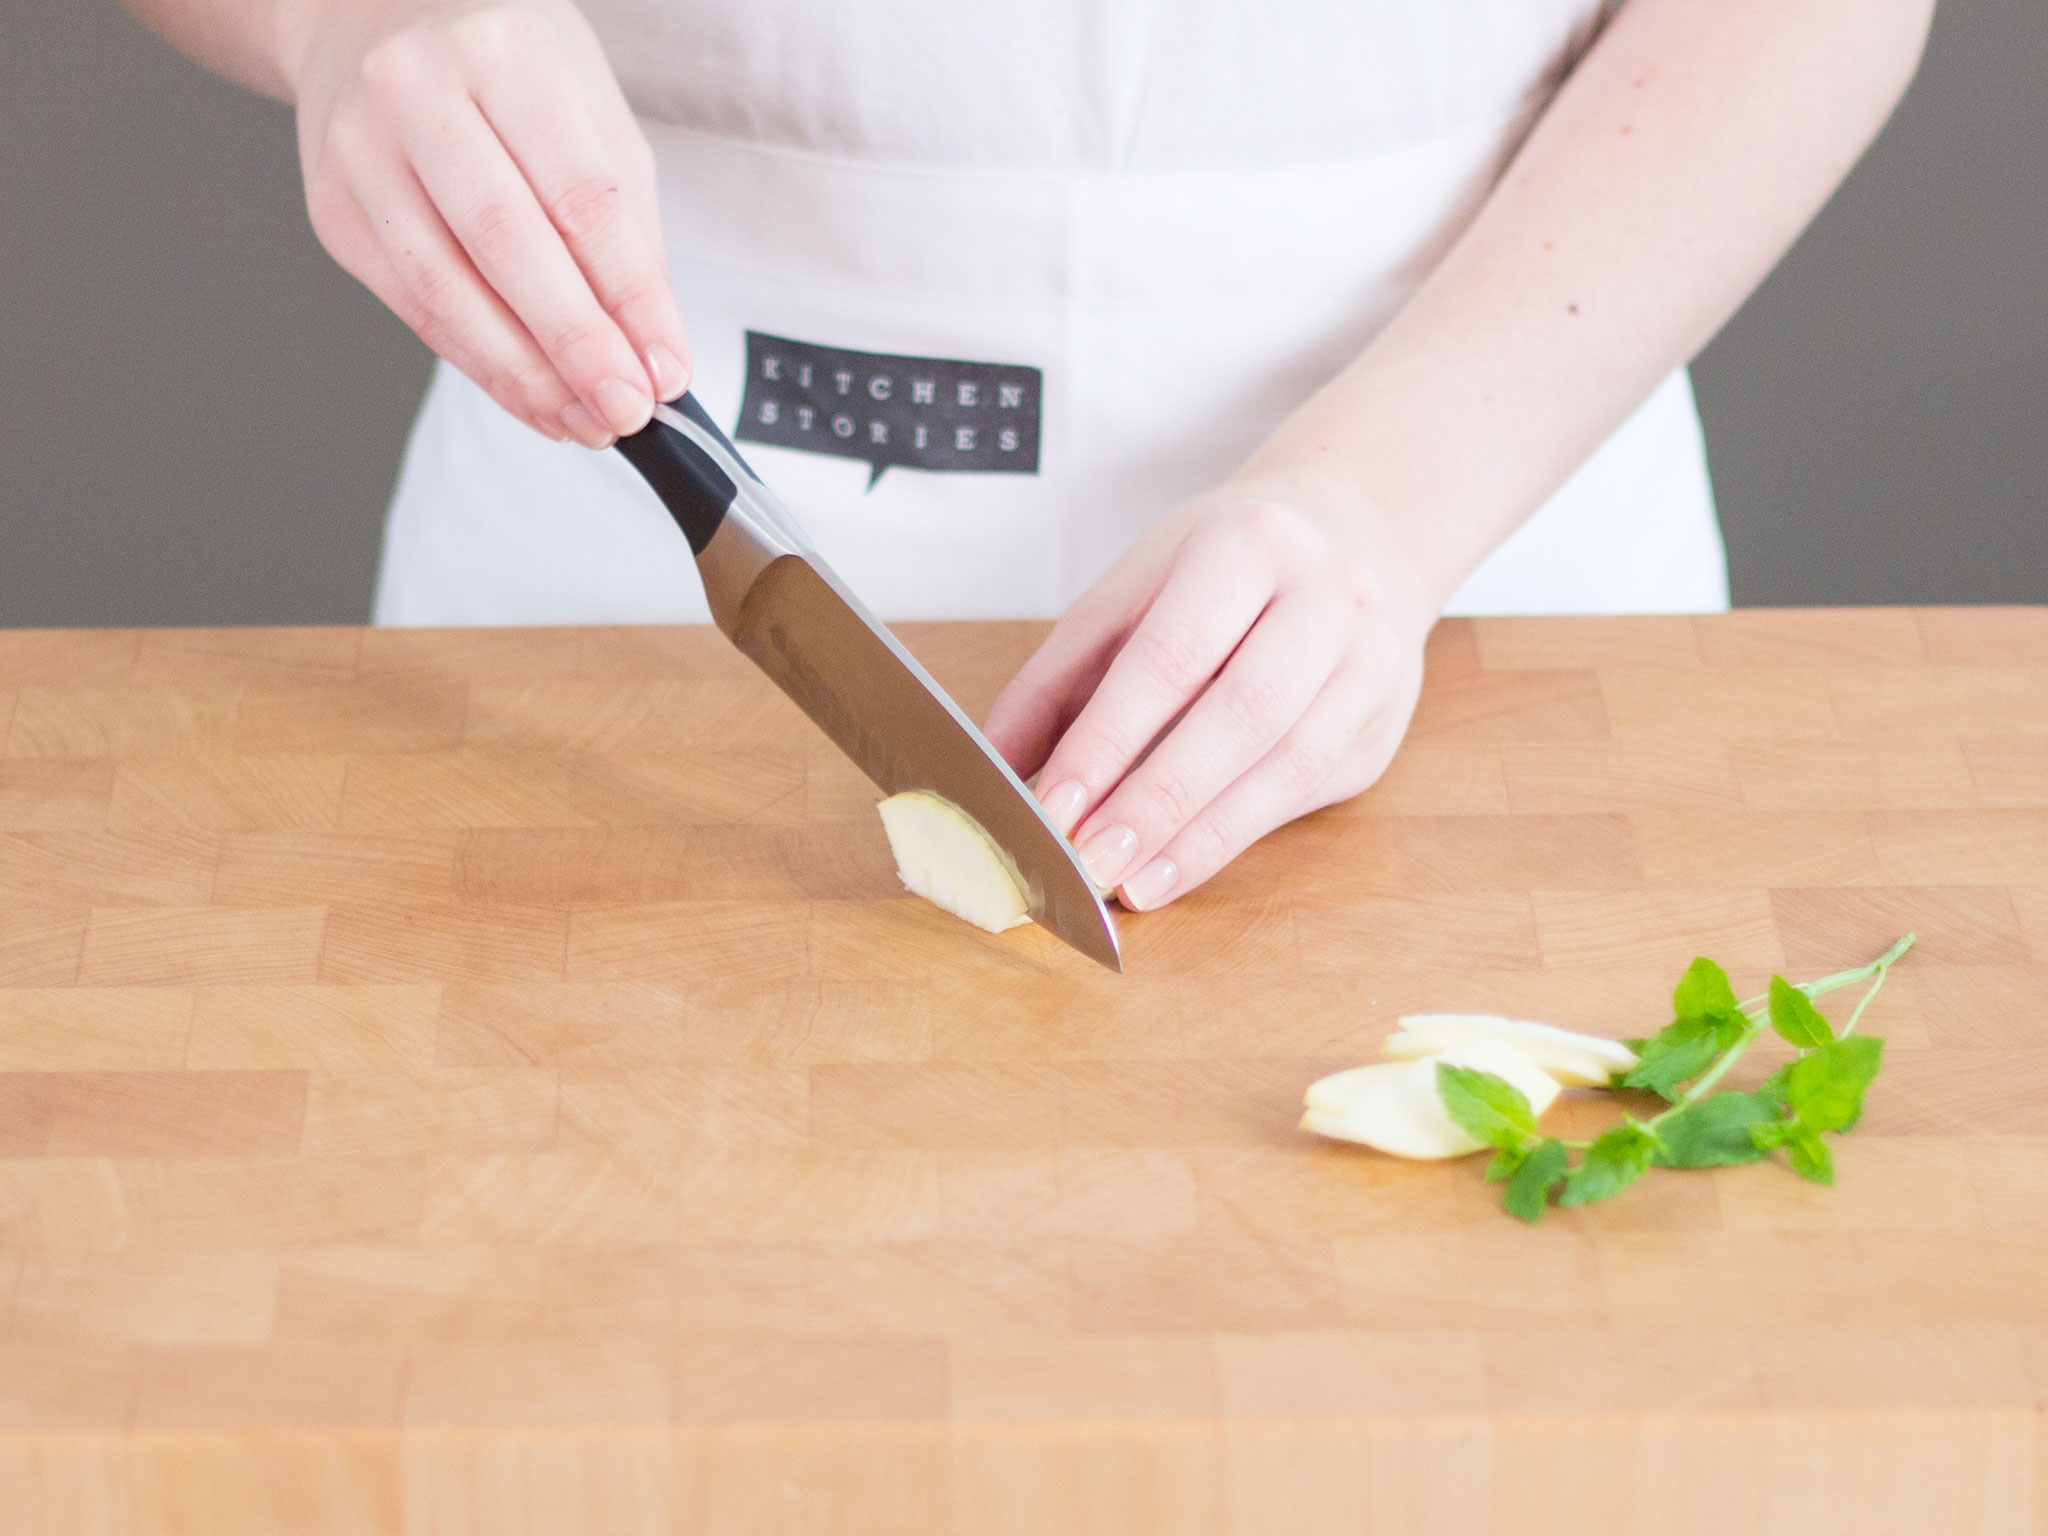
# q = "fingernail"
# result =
<box><xmin>1077</xmin><ymin>824</ymin><xmax>1140</xmax><ymax>890</ymax></box>
<box><xmin>595</xmin><ymin>376</ymin><xmax>653</xmax><ymax>436</ymax></box>
<box><xmin>561</xmin><ymin>401</ymin><xmax>614</xmax><ymax>449</ymax></box>
<box><xmin>1119</xmin><ymin>857</ymin><xmax>1179</xmax><ymax>912</ymax></box>
<box><xmin>1039</xmin><ymin>780</ymin><xmax>1087</xmax><ymax>836</ymax></box>
<box><xmin>646</xmin><ymin>345</ymin><xmax>689</xmax><ymax>400</ymax></box>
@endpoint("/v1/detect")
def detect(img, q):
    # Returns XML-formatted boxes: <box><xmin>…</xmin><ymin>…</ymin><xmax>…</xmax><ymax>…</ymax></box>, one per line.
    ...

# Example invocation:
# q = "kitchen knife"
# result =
<box><xmin>615</xmin><ymin>395</ymin><xmax>1122</xmax><ymax>972</ymax></box>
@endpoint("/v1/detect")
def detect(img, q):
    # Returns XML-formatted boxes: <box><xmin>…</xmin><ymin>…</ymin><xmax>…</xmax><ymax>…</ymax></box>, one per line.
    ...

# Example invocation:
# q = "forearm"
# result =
<box><xmin>1241</xmin><ymin>0</ymin><xmax>1936</xmax><ymax>614</ymax></box>
<box><xmin>121</xmin><ymin>0</ymin><xmax>310</xmax><ymax>98</ymax></box>
<box><xmin>122</xmin><ymin>0</ymin><xmax>425</xmax><ymax>102</ymax></box>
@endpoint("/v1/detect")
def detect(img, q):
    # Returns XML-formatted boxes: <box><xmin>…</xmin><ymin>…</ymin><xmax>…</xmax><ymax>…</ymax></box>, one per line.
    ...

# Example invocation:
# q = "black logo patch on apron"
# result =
<box><xmin>735</xmin><ymin>331</ymin><xmax>1042</xmax><ymax>489</ymax></box>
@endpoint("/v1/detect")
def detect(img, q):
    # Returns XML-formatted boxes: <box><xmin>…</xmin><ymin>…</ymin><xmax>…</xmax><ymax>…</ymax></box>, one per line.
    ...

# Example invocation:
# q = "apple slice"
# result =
<box><xmin>1381</xmin><ymin>1014</ymin><xmax>1639</xmax><ymax>1088</ymax></box>
<box><xmin>1300</xmin><ymin>1039</ymin><xmax>1562</xmax><ymax>1159</ymax></box>
<box><xmin>877</xmin><ymin>790</ymin><xmax>1030</xmax><ymax>933</ymax></box>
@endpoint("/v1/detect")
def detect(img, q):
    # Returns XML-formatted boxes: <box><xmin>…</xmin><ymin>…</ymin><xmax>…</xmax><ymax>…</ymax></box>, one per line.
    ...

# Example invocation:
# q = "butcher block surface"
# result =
<box><xmin>0</xmin><ymin>609</ymin><xmax>2045</xmax><ymax>1535</ymax></box>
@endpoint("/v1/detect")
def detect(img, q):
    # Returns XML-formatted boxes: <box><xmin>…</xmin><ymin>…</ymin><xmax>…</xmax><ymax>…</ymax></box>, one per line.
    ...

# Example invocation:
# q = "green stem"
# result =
<box><xmin>1644</xmin><ymin>933</ymin><xmax>1916</xmax><ymax>1132</ymax></box>
<box><xmin>1839</xmin><ymin>931</ymin><xmax>1916</xmax><ymax>1039</ymax></box>
<box><xmin>1734</xmin><ymin>932</ymin><xmax>1917</xmax><ymax>1015</ymax></box>
<box><xmin>1660</xmin><ymin>1017</ymin><xmax>1764</xmax><ymax>1115</ymax></box>
<box><xmin>1840</xmin><ymin>984</ymin><xmax>1881</xmax><ymax>1038</ymax></box>
<box><xmin>1513</xmin><ymin>936</ymin><xmax>1920</xmax><ymax>1165</ymax></box>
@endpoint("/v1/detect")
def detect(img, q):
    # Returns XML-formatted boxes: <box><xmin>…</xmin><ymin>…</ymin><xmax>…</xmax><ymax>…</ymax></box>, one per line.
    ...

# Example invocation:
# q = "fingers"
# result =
<box><xmin>402</xmin><ymin>96</ymin><xmax>659</xmax><ymax>441</ymax></box>
<box><xmin>314</xmin><ymin>145</ymin><xmax>578</xmax><ymax>442</ymax></box>
<box><xmin>473</xmin><ymin>58</ymin><xmax>692</xmax><ymax>401</ymax></box>
<box><xmin>1003</xmin><ymin>489</ymin><xmax>1429</xmax><ymax>910</ymax></box>
<box><xmin>306</xmin><ymin>6</ymin><xmax>692</xmax><ymax>447</ymax></box>
<box><xmin>1066</xmin><ymin>587</ymin><xmax>1350</xmax><ymax>899</ymax></box>
<box><xmin>1117</xmin><ymin>652</ymin><xmax>1399</xmax><ymax>910</ymax></box>
<box><xmin>1027</xmin><ymin>520</ymin><xmax>1281</xmax><ymax>840</ymax></box>
<box><xmin>982</xmin><ymin>554</ymin><xmax>1172</xmax><ymax>786</ymax></box>
<box><xmin>982</xmin><ymin>624</ymin><xmax>1120</xmax><ymax>795</ymax></box>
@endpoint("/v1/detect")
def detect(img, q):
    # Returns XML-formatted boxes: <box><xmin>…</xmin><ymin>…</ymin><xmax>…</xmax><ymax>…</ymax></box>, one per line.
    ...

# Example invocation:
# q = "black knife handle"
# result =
<box><xmin>614</xmin><ymin>393</ymin><xmax>754</xmax><ymax>555</ymax></box>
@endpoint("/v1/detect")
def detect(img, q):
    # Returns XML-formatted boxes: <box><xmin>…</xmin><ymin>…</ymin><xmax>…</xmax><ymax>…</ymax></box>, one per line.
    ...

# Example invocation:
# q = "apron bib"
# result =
<box><xmin>375</xmin><ymin>117</ymin><xmax>1726</xmax><ymax>626</ymax></box>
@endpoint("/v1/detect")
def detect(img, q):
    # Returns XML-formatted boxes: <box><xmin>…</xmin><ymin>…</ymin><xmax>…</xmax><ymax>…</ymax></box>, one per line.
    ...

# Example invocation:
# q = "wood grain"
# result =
<box><xmin>0</xmin><ymin>609</ymin><xmax>2044</xmax><ymax>1534</ymax></box>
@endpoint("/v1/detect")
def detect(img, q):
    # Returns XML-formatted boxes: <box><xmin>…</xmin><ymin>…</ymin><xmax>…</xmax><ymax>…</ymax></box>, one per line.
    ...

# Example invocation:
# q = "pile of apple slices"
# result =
<box><xmin>1302</xmin><ymin>1017</ymin><xmax>1640</xmax><ymax>1159</ymax></box>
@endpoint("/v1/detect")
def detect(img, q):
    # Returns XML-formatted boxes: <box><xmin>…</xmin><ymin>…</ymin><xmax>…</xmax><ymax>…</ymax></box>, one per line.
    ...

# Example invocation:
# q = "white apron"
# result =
<box><xmin>375</xmin><ymin>0</ymin><xmax>1727</xmax><ymax>626</ymax></box>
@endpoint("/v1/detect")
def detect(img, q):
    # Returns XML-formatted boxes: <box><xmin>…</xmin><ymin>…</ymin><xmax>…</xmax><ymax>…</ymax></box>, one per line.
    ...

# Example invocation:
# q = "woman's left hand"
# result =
<box><xmin>981</xmin><ymin>472</ymin><xmax>1436</xmax><ymax>912</ymax></box>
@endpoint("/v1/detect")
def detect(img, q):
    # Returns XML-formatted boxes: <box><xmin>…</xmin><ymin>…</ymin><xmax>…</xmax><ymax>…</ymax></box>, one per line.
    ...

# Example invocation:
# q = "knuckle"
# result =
<box><xmin>1335</xmin><ymin>568</ymin><xmax>1376</xmax><ymax>621</ymax></box>
<box><xmin>542</xmin><ymin>314</ymin><xmax>607</xmax><ymax>365</ymax></box>
<box><xmin>477</xmin><ymin>347</ymin><xmax>541</xmax><ymax>406</ymax></box>
<box><xmin>391</xmin><ymin>274</ymin><xmax>440</xmax><ymax>335</ymax></box>
<box><xmin>1050</xmin><ymin>724</ymin><xmax>1129</xmax><ymax>788</ymax></box>
<box><xmin>503</xmin><ymin>356</ymin><xmax>560</xmax><ymax>410</ymax></box>
<box><xmin>313</xmin><ymin>110</ymin><xmax>370</xmax><ymax>178</ymax></box>
<box><xmin>1174</xmin><ymin>813</ymin><xmax>1234</xmax><ymax>875</ymax></box>
<box><xmin>1129</xmin><ymin>619</ymin><xmax>1211</xmax><ymax>694</ymax></box>
<box><xmin>466</xmin><ymin>198</ymin><xmax>530</xmax><ymax>268</ymax></box>
<box><xmin>1139</xmin><ymin>767</ymin><xmax>1200</xmax><ymax>830</ymax></box>
<box><xmin>606</xmin><ymin>271</ymin><xmax>669</xmax><ymax>325</ymax></box>
<box><xmin>1220</xmin><ymin>499</ymin><xmax>1314</xmax><ymax>568</ymax></box>
<box><xmin>404</xmin><ymin>258</ymin><xmax>466</xmax><ymax>325</ymax></box>
<box><xmin>547</xmin><ymin>175</ymin><xmax>629</xmax><ymax>244</ymax></box>
<box><xmin>357</xmin><ymin>34</ymin><xmax>432</xmax><ymax>101</ymax></box>
<box><xmin>452</xmin><ymin>5</ymin><xmax>540</xmax><ymax>65</ymax></box>
<box><xmin>1224</xmin><ymin>497</ymin><xmax>1293</xmax><ymax>546</ymax></box>
<box><xmin>397</xmin><ymin>298</ymin><xmax>441</xmax><ymax>349</ymax></box>
<box><xmin>482</xmin><ymin>375</ymin><xmax>529</xmax><ymax>421</ymax></box>
<box><xmin>1274</xmin><ymin>737</ymin><xmax>1336</xmax><ymax>799</ymax></box>
<box><xmin>1216</xmin><ymin>670</ymin><xmax>1291</xmax><ymax>744</ymax></box>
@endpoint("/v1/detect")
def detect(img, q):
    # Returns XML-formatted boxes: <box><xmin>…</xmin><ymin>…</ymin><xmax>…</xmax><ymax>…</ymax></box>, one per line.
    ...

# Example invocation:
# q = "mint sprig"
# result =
<box><xmin>1434</xmin><ymin>933</ymin><xmax>1915</xmax><ymax>1222</ymax></box>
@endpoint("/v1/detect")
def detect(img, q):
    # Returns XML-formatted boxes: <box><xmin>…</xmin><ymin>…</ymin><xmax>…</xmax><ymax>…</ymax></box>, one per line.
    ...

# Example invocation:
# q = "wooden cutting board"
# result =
<box><xmin>0</xmin><ymin>609</ymin><xmax>2044</xmax><ymax>1535</ymax></box>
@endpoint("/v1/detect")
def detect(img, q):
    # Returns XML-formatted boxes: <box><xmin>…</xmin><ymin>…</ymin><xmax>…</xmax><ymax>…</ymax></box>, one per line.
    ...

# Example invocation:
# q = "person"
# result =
<box><xmin>124</xmin><ymin>0</ymin><xmax>1932</xmax><ymax>912</ymax></box>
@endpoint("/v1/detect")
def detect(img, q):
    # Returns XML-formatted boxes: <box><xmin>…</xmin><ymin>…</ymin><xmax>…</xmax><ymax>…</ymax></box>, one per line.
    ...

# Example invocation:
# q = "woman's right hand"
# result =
<box><xmin>283</xmin><ymin>0</ymin><xmax>689</xmax><ymax>446</ymax></box>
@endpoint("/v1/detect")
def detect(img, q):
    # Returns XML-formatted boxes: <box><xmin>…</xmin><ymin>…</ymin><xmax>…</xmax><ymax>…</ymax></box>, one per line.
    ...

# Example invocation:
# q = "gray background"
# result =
<box><xmin>2</xmin><ymin>0</ymin><xmax>2042</xmax><ymax>628</ymax></box>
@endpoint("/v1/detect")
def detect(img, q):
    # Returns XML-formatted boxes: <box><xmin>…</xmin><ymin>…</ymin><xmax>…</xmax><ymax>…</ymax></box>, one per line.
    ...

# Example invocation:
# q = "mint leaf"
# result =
<box><xmin>1754</xmin><ymin>1063</ymin><xmax>1793</xmax><ymax>1114</ymax></box>
<box><xmin>1672</xmin><ymin>956</ymin><xmax>1738</xmax><ymax>1020</ymax></box>
<box><xmin>1749</xmin><ymin>1119</ymin><xmax>1790</xmax><ymax>1151</ymax></box>
<box><xmin>1787</xmin><ymin>1036</ymin><xmax>1883</xmax><ymax>1133</ymax></box>
<box><xmin>1652</xmin><ymin>1091</ymin><xmax>1775</xmax><ymax>1168</ymax></box>
<box><xmin>1436</xmin><ymin>1064</ymin><xmax>1537</xmax><ymax>1152</ymax></box>
<box><xmin>1504</xmin><ymin>1138</ymin><xmax>1568</xmax><ymax>1222</ymax></box>
<box><xmin>1486</xmin><ymin>1144</ymin><xmax>1529</xmax><ymax>1183</ymax></box>
<box><xmin>1622</xmin><ymin>1020</ymin><xmax>1722</xmax><ymax>1100</ymax></box>
<box><xmin>1627</xmin><ymin>956</ymin><xmax>1754</xmax><ymax>1100</ymax></box>
<box><xmin>1783</xmin><ymin>1123</ymin><xmax>1835</xmax><ymax>1185</ymax></box>
<box><xmin>1768</xmin><ymin>976</ymin><xmax>1834</xmax><ymax>1049</ymax></box>
<box><xmin>1559</xmin><ymin>1124</ymin><xmax>1659</xmax><ymax>1207</ymax></box>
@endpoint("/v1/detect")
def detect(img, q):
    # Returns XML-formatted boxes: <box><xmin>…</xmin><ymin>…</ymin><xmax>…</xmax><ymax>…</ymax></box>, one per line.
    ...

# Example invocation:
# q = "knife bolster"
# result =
<box><xmin>616</xmin><ymin>411</ymin><xmax>738</xmax><ymax>555</ymax></box>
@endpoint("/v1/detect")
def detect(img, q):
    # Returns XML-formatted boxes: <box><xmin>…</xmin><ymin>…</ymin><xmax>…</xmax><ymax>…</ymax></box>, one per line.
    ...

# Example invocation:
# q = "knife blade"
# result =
<box><xmin>615</xmin><ymin>396</ymin><xmax>1121</xmax><ymax>972</ymax></box>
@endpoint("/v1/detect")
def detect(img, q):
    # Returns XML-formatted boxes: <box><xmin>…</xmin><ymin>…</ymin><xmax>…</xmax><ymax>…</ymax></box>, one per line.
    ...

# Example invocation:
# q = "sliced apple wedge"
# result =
<box><xmin>1301</xmin><ymin>1039</ymin><xmax>1562</xmax><ymax>1159</ymax></box>
<box><xmin>877</xmin><ymin>790</ymin><xmax>1030</xmax><ymax>934</ymax></box>
<box><xmin>1382</xmin><ymin>1014</ymin><xmax>1639</xmax><ymax>1088</ymax></box>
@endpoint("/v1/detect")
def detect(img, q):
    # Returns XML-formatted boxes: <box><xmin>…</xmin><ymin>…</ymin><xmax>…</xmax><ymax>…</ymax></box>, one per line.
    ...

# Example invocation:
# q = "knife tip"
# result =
<box><xmin>1071</xmin><ymin>914</ymin><xmax>1125</xmax><ymax>973</ymax></box>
